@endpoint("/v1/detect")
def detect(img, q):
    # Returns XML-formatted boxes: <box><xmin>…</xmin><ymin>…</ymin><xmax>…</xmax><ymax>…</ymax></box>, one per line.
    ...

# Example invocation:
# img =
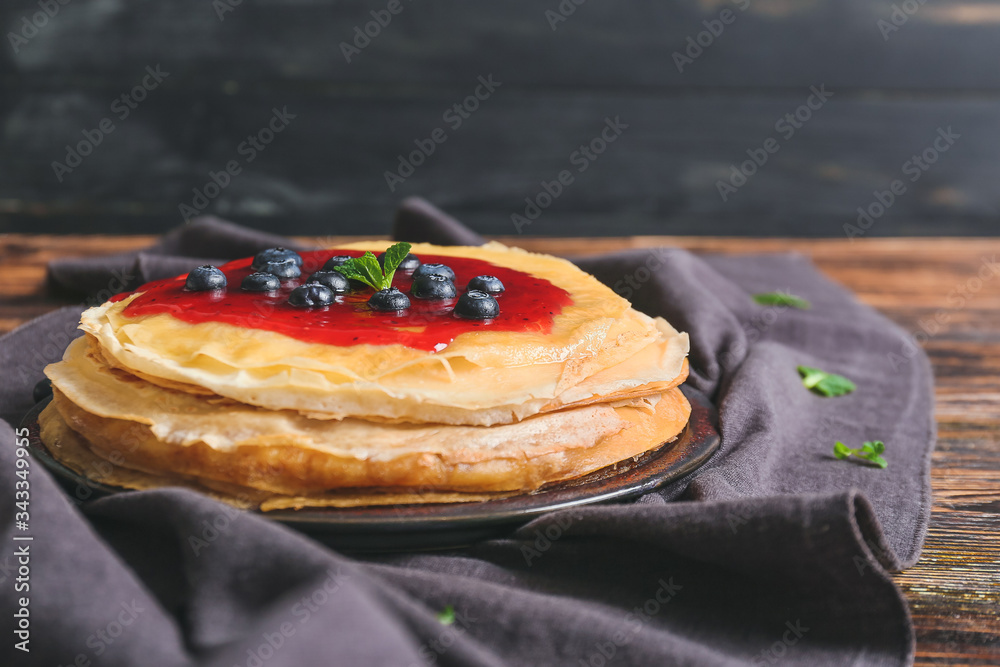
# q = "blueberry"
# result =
<box><xmin>33</xmin><ymin>378</ymin><xmax>53</xmax><ymax>403</ymax></box>
<box><xmin>323</xmin><ymin>255</ymin><xmax>352</xmax><ymax>271</ymax></box>
<box><xmin>241</xmin><ymin>271</ymin><xmax>281</xmax><ymax>292</ymax></box>
<box><xmin>252</xmin><ymin>247</ymin><xmax>302</xmax><ymax>270</ymax></box>
<box><xmin>455</xmin><ymin>290</ymin><xmax>499</xmax><ymax>320</ymax></box>
<box><xmin>411</xmin><ymin>274</ymin><xmax>457</xmax><ymax>300</ymax></box>
<box><xmin>378</xmin><ymin>251</ymin><xmax>421</xmax><ymax>272</ymax></box>
<box><xmin>260</xmin><ymin>258</ymin><xmax>301</xmax><ymax>280</ymax></box>
<box><xmin>412</xmin><ymin>263</ymin><xmax>455</xmax><ymax>282</ymax></box>
<box><xmin>368</xmin><ymin>287</ymin><xmax>411</xmax><ymax>312</ymax></box>
<box><xmin>185</xmin><ymin>265</ymin><xmax>227</xmax><ymax>291</ymax></box>
<box><xmin>288</xmin><ymin>284</ymin><xmax>334</xmax><ymax>307</ymax></box>
<box><xmin>307</xmin><ymin>270</ymin><xmax>350</xmax><ymax>294</ymax></box>
<box><xmin>467</xmin><ymin>275</ymin><xmax>505</xmax><ymax>294</ymax></box>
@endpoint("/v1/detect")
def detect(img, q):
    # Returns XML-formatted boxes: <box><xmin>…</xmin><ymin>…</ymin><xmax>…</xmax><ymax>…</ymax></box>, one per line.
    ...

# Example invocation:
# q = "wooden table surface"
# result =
<box><xmin>1</xmin><ymin>234</ymin><xmax>998</xmax><ymax>666</ymax></box>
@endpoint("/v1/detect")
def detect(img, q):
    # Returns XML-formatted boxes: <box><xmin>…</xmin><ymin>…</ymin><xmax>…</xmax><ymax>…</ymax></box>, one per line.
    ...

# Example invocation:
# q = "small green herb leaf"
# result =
<box><xmin>436</xmin><ymin>604</ymin><xmax>455</xmax><ymax>625</ymax></box>
<box><xmin>331</xmin><ymin>261</ymin><xmax>366</xmax><ymax>284</ymax></box>
<box><xmin>334</xmin><ymin>243</ymin><xmax>413</xmax><ymax>291</ymax></box>
<box><xmin>381</xmin><ymin>242</ymin><xmax>412</xmax><ymax>286</ymax></box>
<box><xmin>799</xmin><ymin>367</ymin><xmax>828</xmax><ymax>390</ymax></box>
<box><xmin>752</xmin><ymin>292</ymin><xmax>811</xmax><ymax>309</ymax></box>
<box><xmin>797</xmin><ymin>366</ymin><xmax>856</xmax><ymax>397</ymax></box>
<box><xmin>354</xmin><ymin>253</ymin><xmax>385</xmax><ymax>288</ymax></box>
<box><xmin>860</xmin><ymin>440</ymin><xmax>885</xmax><ymax>456</ymax></box>
<box><xmin>336</xmin><ymin>252</ymin><xmax>385</xmax><ymax>290</ymax></box>
<box><xmin>832</xmin><ymin>440</ymin><xmax>887</xmax><ymax>469</ymax></box>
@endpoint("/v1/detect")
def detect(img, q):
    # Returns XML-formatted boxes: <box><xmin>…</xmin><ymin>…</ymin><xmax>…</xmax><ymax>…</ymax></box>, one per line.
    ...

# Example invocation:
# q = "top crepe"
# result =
<box><xmin>79</xmin><ymin>242</ymin><xmax>689</xmax><ymax>426</ymax></box>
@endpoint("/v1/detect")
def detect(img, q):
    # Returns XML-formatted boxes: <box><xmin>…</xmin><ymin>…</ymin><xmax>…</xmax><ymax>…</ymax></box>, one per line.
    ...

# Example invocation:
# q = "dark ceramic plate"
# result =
<box><xmin>22</xmin><ymin>385</ymin><xmax>719</xmax><ymax>552</ymax></box>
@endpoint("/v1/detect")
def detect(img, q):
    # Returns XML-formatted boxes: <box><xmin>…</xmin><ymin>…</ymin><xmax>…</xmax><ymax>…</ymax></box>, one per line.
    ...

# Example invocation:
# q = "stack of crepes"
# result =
<box><xmin>40</xmin><ymin>242</ymin><xmax>691</xmax><ymax>510</ymax></box>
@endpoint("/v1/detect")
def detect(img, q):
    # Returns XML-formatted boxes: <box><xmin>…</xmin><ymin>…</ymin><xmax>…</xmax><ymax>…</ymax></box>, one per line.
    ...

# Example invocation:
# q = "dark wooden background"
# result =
<box><xmin>2</xmin><ymin>0</ymin><xmax>1000</xmax><ymax>236</ymax></box>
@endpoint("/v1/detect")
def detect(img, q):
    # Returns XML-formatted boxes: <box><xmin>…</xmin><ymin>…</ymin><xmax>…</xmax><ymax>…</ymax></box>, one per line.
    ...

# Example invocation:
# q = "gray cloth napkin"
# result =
<box><xmin>2</xmin><ymin>199</ymin><xmax>934</xmax><ymax>666</ymax></box>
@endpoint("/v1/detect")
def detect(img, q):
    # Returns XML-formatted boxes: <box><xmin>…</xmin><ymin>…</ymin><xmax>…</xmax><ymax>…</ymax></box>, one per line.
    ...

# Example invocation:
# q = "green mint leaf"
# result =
<box><xmin>814</xmin><ymin>373</ymin><xmax>856</xmax><ymax>397</ymax></box>
<box><xmin>752</xmin><ymin>292</ymin><xmax>811</xmax><ymax>309</ymax></box>
<box><xmin>797</xmin><ymin>366</ymin><xmax>856</xmax><ymax>397</ymax></box>
<box><xmin>336</xmin><ymin>252</ymin><xmax>384</xmax><ymax>290</ymax></box>
<box><xmin>331</xmin><ymin>260</ymin><xmax>367</xmax><ymax>284</ymax></box>
<box><xmin>381</xmin><ymin>242</ymin><xmax>412</xmax><ymax>287</ymax></box>
<box><xmin>865</xmin><ymin>440</ymin><xmax>885</xmax><ymax>455</ymax></box>
<box><xmin>436</xmin><ymin>604</ymin><xmax>455</xmax><ymax>625</ymax></box>
<box><xmin>797</xmin><ymin>366</ymin><xmax>827</xmax><ymax>389</ymax></box>
<box><xmin>354</xmin><ymin>252</ymin><xmax>386</xmax><ymax>289</ymax></box>
<box><xmin>833</xmin><ymin>440</ymin><xmax>887</xmax><ymax>469</ymax></box>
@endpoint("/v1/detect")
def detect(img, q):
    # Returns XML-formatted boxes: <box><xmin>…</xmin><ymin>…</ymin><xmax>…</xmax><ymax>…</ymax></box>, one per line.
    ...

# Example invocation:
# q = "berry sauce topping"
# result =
<box><xmin>113</xmin><ymin>250</ymin><xmax>572</xmax><ymax>351</ymax></box>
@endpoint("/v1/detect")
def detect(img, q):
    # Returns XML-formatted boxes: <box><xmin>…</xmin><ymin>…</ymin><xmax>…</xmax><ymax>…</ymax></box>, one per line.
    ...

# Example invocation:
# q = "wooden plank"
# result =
<box><xmin>1</xmin><ymin>234</ymin><xmax>998</xmax><ymax>665</ymax></box>
<box><xmin>4</xmin><ymin>0</ymin><xmax>1000</xmax><ymax>90</ymax></box>
<box><xmin>2</xmin><ymin>93</ymin><xmax>998</xmax><ymax>235</ymax></box>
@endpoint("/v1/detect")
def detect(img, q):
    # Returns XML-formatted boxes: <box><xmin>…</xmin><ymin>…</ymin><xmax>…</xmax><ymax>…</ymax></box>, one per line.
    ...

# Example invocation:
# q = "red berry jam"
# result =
<box><xmin>111</xmin><ymin>250</ymin><xmax>572</xmax><ymax>351</ymax></box>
